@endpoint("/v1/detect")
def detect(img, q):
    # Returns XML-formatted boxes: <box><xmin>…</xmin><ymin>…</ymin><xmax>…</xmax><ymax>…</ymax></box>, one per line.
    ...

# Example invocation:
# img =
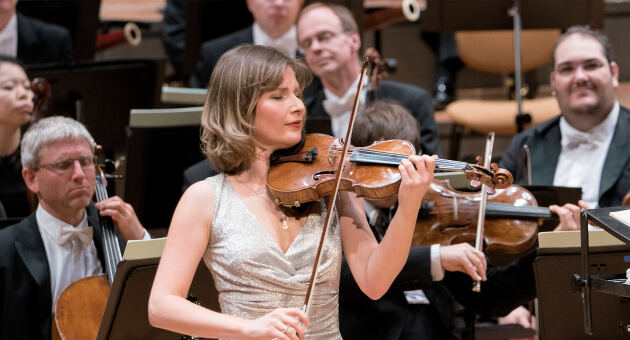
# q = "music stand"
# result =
<box><xmin>534</xmin><ymin>239</ymin><xmax>630</xmax><ymax>339</ymax></box>
<box><xmin>26</xmin><ymin>59</ymin><xmax>164</xmax><ymax>156</ymax></box>
<box><xmin>97</xmin><ymin>256</ymin><xmax>220</xmax><ymax>340</ymax></box>
<box><xmin>570</xmin><ymin>207</ymin><xmax>630</xmax><ymax>338</ymax></box>
<box><xmin>125</xmin><ymin>108</ymin><xmax>206</xmax><ymax>231</ymax></box>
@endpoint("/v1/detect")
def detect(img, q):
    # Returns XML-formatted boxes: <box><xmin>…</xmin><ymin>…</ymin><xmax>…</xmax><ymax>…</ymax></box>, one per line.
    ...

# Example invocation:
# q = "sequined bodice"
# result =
<box><xmin>203</xmin><ymin>174</ymin><xmax>343</xmax><ymax>339</ymax></box>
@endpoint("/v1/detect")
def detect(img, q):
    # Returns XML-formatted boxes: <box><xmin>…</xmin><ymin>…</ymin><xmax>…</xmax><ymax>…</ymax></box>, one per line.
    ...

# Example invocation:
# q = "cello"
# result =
<box><xmin>52</xmin><ymin>150</ymin><xmax>122</xmax><ymax>340</ymax></box>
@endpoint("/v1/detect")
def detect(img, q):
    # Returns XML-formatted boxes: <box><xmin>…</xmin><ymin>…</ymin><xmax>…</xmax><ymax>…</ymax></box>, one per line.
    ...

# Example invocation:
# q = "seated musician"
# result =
<box><xmin>340</xmin><ymin>100</ymin><xmax>541</xmax><ymax>339</ymax></box>
<box><xmin>0</xmin><ymin>116</ymin><xmax>149</xmax><ymax>339</ymax></box>
<box><xmin>0</xmin><ymin>56</ymin><xmax>33</xmax><ymax>218</ymax></box>
<box><xmin>190</xmin><ymin>0</ymin><xmax>304</xmax><ymax>88</ymax></box>
<box><xmin>296</xmin><ymin>2</ymin><xmax>440</xmax><ymax>156</ymax></box>
<box><xmin>1</xmin><ymin>1</ymin><xmax>73</xmax><ymax>65</ymax></box>
<box><xmin>498</xmin><ymin>25</ymin><xmax>630</xmax><ymax>328</ymax></box>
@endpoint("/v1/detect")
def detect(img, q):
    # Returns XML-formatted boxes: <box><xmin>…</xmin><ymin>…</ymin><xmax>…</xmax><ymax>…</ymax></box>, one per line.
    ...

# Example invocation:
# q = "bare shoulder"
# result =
<box><xmin>184</xmin><ymin>178</ymin><xmax>215</xmax><ymax>200</ymax></box>
<box><xmin>173</xmin><ymin>179</ymin><xmax>215</xmax><ymax>229</ymax></box>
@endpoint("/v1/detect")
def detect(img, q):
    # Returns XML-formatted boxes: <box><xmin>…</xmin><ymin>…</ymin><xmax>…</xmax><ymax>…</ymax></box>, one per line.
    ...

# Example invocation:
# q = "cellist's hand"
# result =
<box><xmin>95</xmin><ymin>196</ymin><xmax>146</xmax><ymax>241</ymax></box>
<box><xmin>397</xmin><ymin>155</ymin><xmax>435</xmax><ymax>213</ymax></box>
<box><xmin>550</xmin><ymin>200</ymin><xmax>589</xmax><ymax>231</ymax></box>
<box><xmin>439</xmin><ymin>243</ymin><xmax>487</xmax><ymax>281</ymax></box>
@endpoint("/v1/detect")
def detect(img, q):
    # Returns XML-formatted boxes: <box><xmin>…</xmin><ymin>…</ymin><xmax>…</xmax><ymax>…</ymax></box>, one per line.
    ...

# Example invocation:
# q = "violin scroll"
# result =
<box><xmin>463</xmin><ymin>156</ymin><xmax>513</xmax><ymax>190</ymax></box>
<box><xmin>30</xmin><ymin>77</ymin><xmax>51</xmax><ymax>122</ymax></box>
<box><xmin>490</xmin><ymin>163</ymin><xmax>513</xmax><ymax>189</ymax></box>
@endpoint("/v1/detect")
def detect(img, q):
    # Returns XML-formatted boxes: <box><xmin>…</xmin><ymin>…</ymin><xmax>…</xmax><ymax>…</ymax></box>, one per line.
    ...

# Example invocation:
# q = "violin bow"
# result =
<box><xmin>302</xmin><ymin>57</ymin><xmax>370</xmax><ymax>315</ymax></box>
<box><xmin>472</xmin><ymin>132</ymin><xmax>495</xmax><ymax>292</ymax></box>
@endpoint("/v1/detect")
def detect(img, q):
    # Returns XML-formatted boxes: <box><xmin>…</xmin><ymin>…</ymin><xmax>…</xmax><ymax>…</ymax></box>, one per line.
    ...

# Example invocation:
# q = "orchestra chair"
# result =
<box><xmin>124</xmin><ymin>107</ymin><xmax>205</xmax><ymax>234</ymax></box>
<box><xmin>445</xmin><ymin>29</ymin><xmax>561</xmax><ymax>159</ymax></box>
<box><xmin>160</xmin><ymin>86</ymin><xmax>207</xmax><ymax>106</ymax></box>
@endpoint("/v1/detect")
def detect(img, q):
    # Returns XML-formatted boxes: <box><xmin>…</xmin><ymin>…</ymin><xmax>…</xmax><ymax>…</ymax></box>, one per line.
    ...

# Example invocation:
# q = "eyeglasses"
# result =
<box><xmin>554</xmin><ymin>59</ymin><xmax>607</xmax><ymax>76</ymax></box>
<box><xmin>298</xmin><ymin>30</ymin><xmax>347</xmax><ymax>51</ymax></box>
<box><xmin>37</xmin><ymin>156</ymin><xmax>95</xmax><ymax>174</ymax></box>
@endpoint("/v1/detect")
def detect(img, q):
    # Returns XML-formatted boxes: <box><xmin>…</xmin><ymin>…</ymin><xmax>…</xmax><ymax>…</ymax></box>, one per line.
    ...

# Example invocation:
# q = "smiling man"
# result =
<box><xmin>0</xmin><ymin>116</ymin><xmax>149</xmax><ymax>339</ymax></box>
<box><xmin>500</xmin><ymin>26</ymin><xmax>630</xmax><ymax>211</ymax></box>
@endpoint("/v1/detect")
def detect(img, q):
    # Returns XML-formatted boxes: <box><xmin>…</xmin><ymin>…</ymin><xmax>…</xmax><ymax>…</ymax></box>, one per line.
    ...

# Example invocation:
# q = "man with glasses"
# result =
<box><xmin>190</xmin><ymin>0</ymin><xmax>304</xmax><ymax>88</ymax></box>
<box><xmin>297</xmin><ymin>2</ymin><xmax>440</xmax><ymax>156</ymax></box>
<box><xmin>0</xmin><ymin>116</ymin><xmax>149</xmax><ymax>339</ymax></box>
<box><xmin>497</xmin><ymin>25</ymin><xmax>630</xmax><ymax>328</ymax></box>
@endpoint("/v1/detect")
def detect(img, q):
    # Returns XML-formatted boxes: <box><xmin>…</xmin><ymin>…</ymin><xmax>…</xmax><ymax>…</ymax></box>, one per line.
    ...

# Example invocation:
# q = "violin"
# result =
<box><xmin>267</xmin><ymin>134</ymin><xmax>513</xmax><ymax>207</ymax></box>
<box><xmin>53</xmin><ymin>149</ymin><xmax>122</xmax><ymax>340</ymax></box>
<box><xmin>413</xmin><ymin>179</ymin><xmax>557</xmax><ymax>254</ymax></box>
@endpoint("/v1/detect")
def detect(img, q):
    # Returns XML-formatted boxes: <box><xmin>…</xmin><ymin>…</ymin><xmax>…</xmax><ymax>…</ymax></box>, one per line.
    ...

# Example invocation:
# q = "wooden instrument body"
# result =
<box><xmin>413</xmin><ymin>180</ymin><xmax>540</xmax><ymax>254</ymax></box>
<box><xmin>268</xmin><ymin>134</ymin><xmax>414</xmax><ymax>206</ymax></box>
<box><xmin>52</xmin><ymin>276</ymin><xmax>110</xmax><ymax>340</ymax></box>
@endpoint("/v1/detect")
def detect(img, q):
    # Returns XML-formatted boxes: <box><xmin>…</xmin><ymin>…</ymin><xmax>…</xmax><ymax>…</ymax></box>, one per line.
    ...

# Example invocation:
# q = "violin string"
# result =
<box><xmin>95</xmin><ymin>179</ymin><xmax>115</xmax><ymax>282</ymax></box>
<box><xmin>95</xmin><ymin>175</ymin><xmax>122</xmax><ymax>284</ymax></box>
<box><xmin>340</xmin><ymin>147</ymin><xmax>471</xmax><ymax>170</ymax></box>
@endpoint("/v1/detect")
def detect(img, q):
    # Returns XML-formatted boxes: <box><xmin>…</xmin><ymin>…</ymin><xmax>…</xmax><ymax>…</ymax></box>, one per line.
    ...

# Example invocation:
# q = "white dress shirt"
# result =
<box><xmin>322</xmin><ymin>75</ymin><xmax>368</xmax><ymax>139</ymax></box>
<box><xmin>36</xmin><ymin>204</ymin><xmax>151</xmax><ymax>312</ymax></box>
<box><xmin>553</xmin><ymin>102</ymin><xmax>619</xmax><ymax>208</ymax></box>
<box><xmin>252</xmin><ymin>23</ymin><xmax>298</xmax><ymax>59</ymax></box>
<box><xmin>0</xmin><ymin>14</ymin><xmax>18</xmax><ymax>57</ymax></box>
<box><xmin>36</xmin><ymin>205</ymin><xmax>103</xmax><ymax>312</ymax></box>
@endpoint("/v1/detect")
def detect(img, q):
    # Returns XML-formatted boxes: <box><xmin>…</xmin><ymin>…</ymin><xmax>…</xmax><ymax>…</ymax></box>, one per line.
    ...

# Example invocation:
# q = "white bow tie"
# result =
<box><xmin>561</xmin><ymin>130</ymin><xmax>606</xmax><ymax>150</ymax></box>
<box><xmin>58</xmin><ymin>224</ymin><xmax>93</xmax><ymax>246</ymax></box>
<box><xmin>266</xmin><ymin>38</ymin><xmax>296</xmax><ymax>57</ymax></box>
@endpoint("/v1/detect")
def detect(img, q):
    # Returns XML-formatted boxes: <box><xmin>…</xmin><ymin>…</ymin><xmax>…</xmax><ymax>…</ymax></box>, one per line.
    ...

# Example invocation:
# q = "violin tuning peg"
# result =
<box><xmin>470</xmin><ymin>179</ymin><xmax>481</xmax><ymax>188</ymax></box>
<box><xmin>274</xmin><ymin>198</ymin><xmax>281</xmax><ymax>206</ymax></box>
<box><xmin>294</xmin><ymin>201</ymin><xmax>301</xmax><ymax>208</ymax></box>
<box><xmin>485</xmin><ymin>187</ymin><xmax>496</xmax><ymax>195</ymax></box>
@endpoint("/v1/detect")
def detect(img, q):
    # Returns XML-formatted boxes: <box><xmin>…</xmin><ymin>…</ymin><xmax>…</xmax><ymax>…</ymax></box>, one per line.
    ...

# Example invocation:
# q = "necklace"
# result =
<box><xmin>232</xmin><ymin>177</ymin><xmax>289</xmax><ymax>230</ymax></box>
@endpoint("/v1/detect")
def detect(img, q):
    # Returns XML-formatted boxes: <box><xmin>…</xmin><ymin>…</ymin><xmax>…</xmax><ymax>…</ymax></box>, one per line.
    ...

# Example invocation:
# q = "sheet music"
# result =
<box><xmin>609</xmin><ymin>209</ymin><xmax>630</xmax><ymax>228</ymax></box>
<box><xmin>122</xmin><ymin>237</ymin><xmax>166</xmax><ymax>260</ymax></box>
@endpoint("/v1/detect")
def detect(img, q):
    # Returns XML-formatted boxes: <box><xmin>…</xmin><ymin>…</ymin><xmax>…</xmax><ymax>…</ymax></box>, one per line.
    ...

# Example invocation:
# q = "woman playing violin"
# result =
<box><xmin>0</xmin><ymin>56</ymin><xmax>34</xmax><ymax>218</ymax></box>
<box><xmin>148</xmin><ymin>44</ymin><xmax>436</xmax><ymax>340</ymax></box>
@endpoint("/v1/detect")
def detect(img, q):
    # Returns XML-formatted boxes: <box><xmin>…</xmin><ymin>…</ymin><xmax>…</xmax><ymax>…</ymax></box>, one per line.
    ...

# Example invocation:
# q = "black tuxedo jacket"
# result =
<box><xmin>500</xmin><ymin>106</ymin><xmax>630</xmax><ymax>207</ymax></box>
<box><xmin>304</xmin><ymin>79</ymin><xmax>441</xmax><ymax>156</ymax></box>
<box><xmin>190</xmin><ymin>25</ymin><xmax>253</xmax><ymax>88</ymax></box>
<box><xmin>182</xmin><ymin>159</ymin><xmax>218</xmax><ymax>192</ymax></box>
<box><xmin>17</xmin><ymin>14</ymin><xmax>73</xmax><ymax>65</ymax></box>
<box><xmin>0</xmin><ymin>207</ymin><xmax>123</xmax><ymax>339</ymax></box>
<box><xmin>339</xmin><ymin>245</ymin><xmax>537</xmax><ymax>340</ymax></box>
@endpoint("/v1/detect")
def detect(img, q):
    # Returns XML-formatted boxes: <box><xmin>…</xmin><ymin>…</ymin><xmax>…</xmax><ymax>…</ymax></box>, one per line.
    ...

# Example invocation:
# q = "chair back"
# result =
<box><xmin>455</xmin><ymin>29</ymin><xmax>561</xmax><ymax>73</ymax></box>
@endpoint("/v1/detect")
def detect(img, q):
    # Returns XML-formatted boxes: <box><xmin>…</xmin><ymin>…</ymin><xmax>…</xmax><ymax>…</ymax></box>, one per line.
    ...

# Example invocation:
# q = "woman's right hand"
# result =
<box><xmin>242</xmin><ymin>308</ymin><xmax>310</xmax><ymax>340</ymax></box>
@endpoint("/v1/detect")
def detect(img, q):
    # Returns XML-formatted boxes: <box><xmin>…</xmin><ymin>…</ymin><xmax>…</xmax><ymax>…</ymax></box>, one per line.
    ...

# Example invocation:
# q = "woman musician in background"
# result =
<box><xmin>148</xmin><ymin>44</ymin><xmax>440</xmax><ymax>340</ymax></box>
<box><xmin>0</xmin><ymin>56</ymin><xmax>34</xmax><ymax>218</ymax></box>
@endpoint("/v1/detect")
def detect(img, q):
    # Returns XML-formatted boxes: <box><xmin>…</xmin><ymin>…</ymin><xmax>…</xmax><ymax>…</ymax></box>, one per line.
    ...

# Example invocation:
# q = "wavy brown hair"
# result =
<box><xmin>200</xmin><ymin>44</ymin><xmax>311</xmax><ymax>175</ymax></box>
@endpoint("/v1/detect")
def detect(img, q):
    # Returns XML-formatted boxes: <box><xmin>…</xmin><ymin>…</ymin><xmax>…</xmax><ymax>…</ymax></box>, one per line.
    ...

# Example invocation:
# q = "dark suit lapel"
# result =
<box><xmin>530</xmin><ymin>119</ymin><xmax>562</xmax><ymax>185</ymax></box>
<box><xmin>16</xmin><ymin>14</ymin><xmax>34</xmax><ymax>61</ymax></box>
<box><xmin>88</xmin><ymin>206</ymin><xmax>107</xmax><ymax>269</ymax></box>
<box><xmin>304</xmin><ymin>87</ymin><xmax>333</xmax><ymax>135</ymax></box>
<box><xmin>600</xmin><ymin>107</ymin><xmax>630</xmax><ymax>198</ymax></box>
<box><xmin>14</xmin><ymin>214</ymin><xmax>52</xmax><ymax>330</ymax></box>
<box><xmin>244</xmin><ymin>25</ymin><xmax>254</xmax><ymax>44</ymax></box>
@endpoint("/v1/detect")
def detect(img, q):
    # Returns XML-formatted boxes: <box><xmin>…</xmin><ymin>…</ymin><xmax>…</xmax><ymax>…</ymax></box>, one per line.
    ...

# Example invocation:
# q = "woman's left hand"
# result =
<box><xmin>397</xmin><ymin>154</ymin><xmax>435</xmax><ymax>212</ymax></box>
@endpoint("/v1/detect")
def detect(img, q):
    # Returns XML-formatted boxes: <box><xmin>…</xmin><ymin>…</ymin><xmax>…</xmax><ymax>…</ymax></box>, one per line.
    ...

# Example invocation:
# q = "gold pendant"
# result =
<box><xmin>280</xmin><ymin>214</ymin><xmax>289</xmax><ymax>230</ymax></box>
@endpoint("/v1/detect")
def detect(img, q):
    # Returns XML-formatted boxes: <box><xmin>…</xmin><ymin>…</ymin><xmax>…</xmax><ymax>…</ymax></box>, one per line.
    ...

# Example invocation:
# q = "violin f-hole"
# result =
<box><xmin>313</xmin><ymin>170</ymin><xmax>336</xmax><ymax>181</ymax></box>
